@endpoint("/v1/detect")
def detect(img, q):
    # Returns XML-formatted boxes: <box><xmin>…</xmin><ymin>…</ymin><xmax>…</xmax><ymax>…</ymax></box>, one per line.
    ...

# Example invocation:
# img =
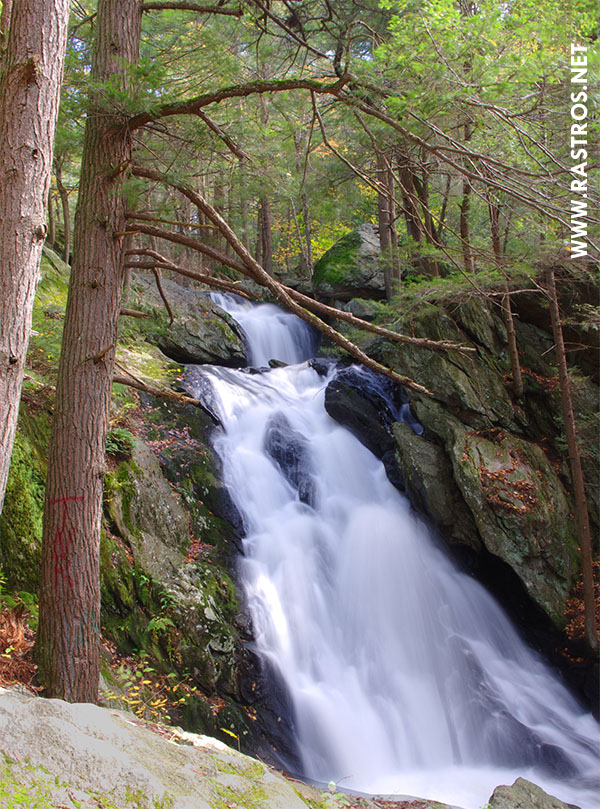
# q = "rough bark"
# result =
<box><xmin>37</xmin><ymin>0</ymin><xmax>142</xmax><ymax>702</ymax></box>
<box><xmin>376</xmin><ymin>153</ymin><xmax>393</xmax><ymax>299</ymax></box>
<box><xmin>55</xmin><ymin>159</ymin><xmax>71</xmax><ymax>263</ymax></box>
<box><xmin>459</xmin><ymin>124</ymin><xmax>475</xmax><ymax>273</ymax></box>
<box><xmin>0</xmin><ymin>0</ymin><xmax>70</xmax><ymax>514</ymax></box>
<box><xmin>546</xmin><ymin>266</ymin><xmax>598</xmax><ymax>651</ymax></box>
<box><xmin>488</xmin><ymin>194</ymin><xmax>523</xmax><ymax>397</ymax></box>
<box><xmin>47</xmin><ymin>191</ymin><xmax>56</xmax><ymax>247</ymax></box>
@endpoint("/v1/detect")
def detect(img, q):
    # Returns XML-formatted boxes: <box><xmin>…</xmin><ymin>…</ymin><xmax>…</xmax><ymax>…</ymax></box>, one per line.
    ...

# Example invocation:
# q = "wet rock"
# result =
<box><xmin>156</xmin><ymin>303</ymin><xmax>246</xmax><ymax>367</ymax></box>
<box><xmin>487</xmin><ymin>777</ymin><xmax>579</xmax><ymax>809</ymax></box>
<box><xmin>449</xmin><ymin>425</ymin><xmax>576</xmax><ymax>623</ymax></box>
<box><xmin>129</xmin><ymin>274</ymin><xmax>247</xmax><ymax>367</ymax></box>
<box><xmin>324</xmin><ymin>366</ymin><xmax>407</xmax><ymax>489</ymax></box>
<box><xmin>264</xmin><ymin>412</ymin><xmax>316</xmax><ymax>506</ymax></box>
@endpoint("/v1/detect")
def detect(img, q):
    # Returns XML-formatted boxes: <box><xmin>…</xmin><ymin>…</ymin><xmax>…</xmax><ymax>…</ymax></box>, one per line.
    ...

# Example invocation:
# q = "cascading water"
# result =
<box><xmin>186</xmin><ymin>294</ymin><xmax>599</xmax><ymax>809</ymax></box>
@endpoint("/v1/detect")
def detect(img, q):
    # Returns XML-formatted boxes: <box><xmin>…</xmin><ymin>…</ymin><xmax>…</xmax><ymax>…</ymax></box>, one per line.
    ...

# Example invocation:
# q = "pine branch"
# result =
<box><xmin>126</xmin><ymin>76</ymin><xmax>349</xmax><ymax>132</ymax></box>
<box><xmin>142</xmin><ymin>2</ymin><xmax>243</xmax><ymax>16</ymax></box>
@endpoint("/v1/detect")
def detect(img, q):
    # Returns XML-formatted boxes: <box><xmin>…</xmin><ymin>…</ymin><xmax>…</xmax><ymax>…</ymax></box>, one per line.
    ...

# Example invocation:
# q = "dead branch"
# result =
<box><xmin>194</xmin><ymin>110</ymin><xmax>251</xmax><ymax>161</ymax></box>
<box><xmin>127</xmin><ymin>76</ymin><xmax>349</xmax><ymax>133</ymax></box>
<box><xmin>127</xmin><ymin>213</ymin><xmax>474</xmax><ymax>354</ymax></box>
<box><xmin>125</xmin><ymin>247</ymin><xmax>252</xmax><ymax>298</ymax></box>
<box><xmin>113</xmin><ymin>369</ymin><xmax>220</xmax><ymax>425</ymax></box>
<box><xmin>120</xmin><ymin>307</ymin><xmax>151</xmax><ymax>319</ymax></box>
<box><xmin>152</xmin><ymin>267</ymin><xmax>175</xmax><ymax>325</ymax></box>
<box><xmin>131</xmin><ymin>165</ymin><xmax>435</xmax><ymax>395</ymax></box>
<box><xmin>126</xmin><ymin>210</ymin><xmax>217</xmax><ymax>230</ymax></box>
<box><xmin>142</xmin><ymin>3</ymin><xmax>242</xmax><ymax>16</ymax></box>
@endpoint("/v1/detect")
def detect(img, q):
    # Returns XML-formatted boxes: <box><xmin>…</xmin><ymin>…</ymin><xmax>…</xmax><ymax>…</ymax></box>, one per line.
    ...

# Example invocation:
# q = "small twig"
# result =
<box><xmin>92</xmin><ymin>343</ymin><xmax>115</xmax><ymax>364</ymax></box>
<box><xmin>120</xmin><ymin>307</ymin><xmax>151</xmax><ymax>319</ymax></box>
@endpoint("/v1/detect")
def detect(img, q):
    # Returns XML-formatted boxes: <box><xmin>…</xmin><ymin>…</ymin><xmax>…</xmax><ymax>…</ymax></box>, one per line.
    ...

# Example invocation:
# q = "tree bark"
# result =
<box><xmin>460</xmin><ymin>124</ymin><xmax>475</xmax><ymax>273</ymax></box>
<box><xmin>488</xmin><ymin>194</ymin><xmax>523</xmax><ymax>397</ymax></box>
<box><xmin>0</xmin><ymin>0</ymin><xmax>70</xmax><ymax>514</ymax></box>
<box><xmin>258</xmin><ymin>196</ymin><xmax>273</xmax><ymax>274</ymax></box>
<box><xmin>37</xmin><ymin>0</ymin><xmax>142</xmax><ymax>702</ymax></box>
<box><xmin>48</xmin><ymin>191</ymin><xmax>56</xmax><ymax>248</ymax></box>
<box><xmin>376</xmin><ymin>153</ymin><xmax>393</xmax><ymax>299</ymax></box>
<box><xmin>55</xmin><ymin>159</ymin><xmax>71</xmax><ymax>263</ymax></box>
<box><xmin>546</xmin><ymin>266</ymin><xmax>598</xmax><ymax>651</ymax></box>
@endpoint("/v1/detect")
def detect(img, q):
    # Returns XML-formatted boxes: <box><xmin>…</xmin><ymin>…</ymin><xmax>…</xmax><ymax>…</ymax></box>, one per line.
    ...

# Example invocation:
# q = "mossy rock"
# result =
<box><xmin>127</xmin><ymin>273</ymin><xmax>247</xmax><ymax>367</ymax></box>
<box><xmin>312</xmin><ymin>224</ymin><xmax>387</xmax><ymax>301</ymax></box>
<box><xmin>0</xmin><ymin>409</ymin><xmax>49</xmax><ymax>593</ymax></box>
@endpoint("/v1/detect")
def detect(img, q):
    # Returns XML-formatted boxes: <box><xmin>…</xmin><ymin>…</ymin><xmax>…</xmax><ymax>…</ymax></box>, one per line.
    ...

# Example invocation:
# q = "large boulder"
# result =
<box><xmin>128</xmin><ymin>274</ymin><xmax>247</xmax><ymax>367</ymax></box>
<box><xmin>393</xmin><ymin>421</ymin><xmax>480</xmax><ymax>551</ymax></box>
<box><xmin>312</xmin><ymin>224</ymin><xmax>387</xmax><ymax>301</ymax></box>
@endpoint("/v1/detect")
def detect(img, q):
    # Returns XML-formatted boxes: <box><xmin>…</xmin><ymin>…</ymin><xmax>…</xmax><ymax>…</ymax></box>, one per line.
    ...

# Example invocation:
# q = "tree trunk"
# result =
<box><xmin>376</xmin><ymin>154</ymin><xmax>393</xmax><ymax>299</ymax></box>
<box><xmin>55</xmin><ymin>159</ymin><xmax>71</xmax><ymax>264</ymax></box>
<box><xmin>0</xmin><ymin>0</ymin><xmax>70</xmax><ymax>514</ymax></box>
<box><xmin>459</xmin><ymin>179</ymin><xmax>475</xmax><ymax>273</ymax></box>
<box><xmin>488</xmin><ymin>194</ymin><xmax>523</xmax><ymax>398</ymax></box>
<box><xmin>258</xmin><ymin>196</ymin><xmax>273</xmax><ymax>274</ymax></box>
<box><xmin>459</xmin><ymin>123</ymin><xmax>475</xmax><ymax>273</ymax></box>
<box><xmin>546</xmin><ymin>266</ymin><xmax>598</xmax><ymax>651</ymax></box>
<box><xmin>37</xmin><ymin>0</ymin><xmax>142</xmax><ymax>702</ymax></box>
<box><xmin>48</xmin><ymin>191</ymin><xmax>56</xmax><ymax>248</ymax></box>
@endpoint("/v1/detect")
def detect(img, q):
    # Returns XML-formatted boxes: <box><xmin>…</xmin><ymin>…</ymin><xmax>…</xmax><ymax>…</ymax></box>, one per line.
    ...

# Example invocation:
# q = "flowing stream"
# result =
<box><xmin>186</xmin><ymin>294</ymin><xmax>599</xmax><ymax>809</ymax></box>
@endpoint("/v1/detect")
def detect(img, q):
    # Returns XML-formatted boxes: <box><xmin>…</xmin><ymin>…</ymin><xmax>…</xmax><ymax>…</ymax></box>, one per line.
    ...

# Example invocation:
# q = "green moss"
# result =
<box><xmin>312</xmin><ymin>229</ymin><xmax>361</xmax><ymax>287</ymax></box>
<box><xmin>104</xmin><ymin>461</ymin><xmax>139</xmax><ymax>536</ymax></box>
<box><xmin>0</xmin><ymin>758</ymin><xmax>173</xmax><ymax>809</ymax></box>
<box><xmin>0</xmin><ymin>430</ymin><xmax>45</xmax><ymax>592</ymax></box>
<box><xmin>209</xmin><ymin>779</ymin><xmax>268</xmax><ymax>809</ymax></box>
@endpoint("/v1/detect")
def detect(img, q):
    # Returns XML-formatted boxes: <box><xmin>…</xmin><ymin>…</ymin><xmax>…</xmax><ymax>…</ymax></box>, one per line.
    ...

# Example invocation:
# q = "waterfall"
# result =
<box><xmin>186</xmin><ymin>295</ymin><xmax>599</xmax><ymax>809</ymax></box>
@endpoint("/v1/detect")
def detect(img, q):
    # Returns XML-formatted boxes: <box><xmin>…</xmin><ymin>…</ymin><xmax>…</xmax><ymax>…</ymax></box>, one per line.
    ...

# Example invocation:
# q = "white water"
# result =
<box><xmin>187</xmin><ymin>295</ymin><xmax>600</xmax><ymax>809</ymax></box>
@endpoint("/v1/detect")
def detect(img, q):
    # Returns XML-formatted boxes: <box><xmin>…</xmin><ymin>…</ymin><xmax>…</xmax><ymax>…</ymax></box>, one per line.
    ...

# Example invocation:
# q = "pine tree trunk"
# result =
<box><xmin>37</xmin><ymin>0</ymin><xmax>142</xmax><ymax>702</ymax></box>
<box><xmin>259</xmin><ymin>196</ymin><xmax>273</xmax><ymax>274</ymax></box>
<box><xmin>460</xmin><ymin>125</ymin><xmax>475</xmax><ymax>273</ymax></box>
<box><xmin>459</xmin><ymin>179</ymin><xmax>475</xmax><ymax>273</ymax></box>
<box><xmin>48</xmin><ymin>191</ymin><xmax>56</xmax><ymax>248</ymax></box>
<box><xmin>546</xmin><ymin>266</ymin><xmax>598</xmax><ymax>651</ymax></box>
<box><xmin>376</xmin><ymin>155</ymin><xmax>393</xmax><ymax>299</ymax></box>
<box><xmin>0</xmin><ymin>0</ymin><xmax>70</xmax><ymax>514</ymax></box>
<box><xmin>55</xmin><ymin>160</ymin><xmax>71</xmax><ymax>263</ymax></box>
<box><xmin>489</xmin><ymin>195</ymin><xmax>523</xmax><ymax>398</ymax></box>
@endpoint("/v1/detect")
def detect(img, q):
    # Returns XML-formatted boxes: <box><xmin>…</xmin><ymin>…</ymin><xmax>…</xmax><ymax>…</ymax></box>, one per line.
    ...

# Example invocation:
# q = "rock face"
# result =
<box><xmin>128</xmin><ymin>274</ymin><xmax>247</xmax><ymax>366</ymax></box>
<box><xmin>312</xmin><ymin>224</ymin><xmax>387</xmax><ymax>301</ymax></box>
<box><xmin>326</xmin><ymin>295</ymin><xmax>599</xmax><ymax>643</ymax></box>
<box><xmin>488</xmin><ymin>777</ymin><xmax>577</xmax><ymax>809</ymax></box>
<box><xmin>102</xmin><ymin>407</ymin><xmax>246</xmax><ymax>707</ymax></box>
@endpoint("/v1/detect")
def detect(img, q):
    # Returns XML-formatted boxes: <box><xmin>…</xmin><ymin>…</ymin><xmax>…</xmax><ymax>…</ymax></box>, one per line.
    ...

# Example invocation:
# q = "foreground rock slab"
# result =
<box><xmin>0</xmin><ymin>689</ymin><xmax>308</xmax><ymax>809</ymax></box>
<box><xmin>0</xmin><ymin>690</ymin><xmax>577</xmax><ymax>809</ymax></box>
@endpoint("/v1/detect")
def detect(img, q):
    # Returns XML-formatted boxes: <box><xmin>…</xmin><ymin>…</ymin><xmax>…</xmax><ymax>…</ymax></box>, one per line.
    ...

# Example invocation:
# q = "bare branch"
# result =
<box><xmin>125</xmin><ymin>247</ymin><xmax>253</xmax><ymax>298</ymax></box>
<box><xmin>127</xmin><ymin>76</ymin><xmax>349</xmax><ymax>132</ymax></box>
<box><xmin>194</xmin><ymin>110</ymin><xmax>252</xmax><ymax>161</ymax></box>
<box><xmin>120</xmin><ymin>307</ymin><xmax>151</xmax><ymax>319</ymax></box>
<box><xmin>113</xmin><ymin>369</ymin><xmax>220</xmax><ymax>425</ymax></box>
<box><xmin>142</xmin><ymin>2</ymin><xmax>242</xmax><ymax>16</ymax></box>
